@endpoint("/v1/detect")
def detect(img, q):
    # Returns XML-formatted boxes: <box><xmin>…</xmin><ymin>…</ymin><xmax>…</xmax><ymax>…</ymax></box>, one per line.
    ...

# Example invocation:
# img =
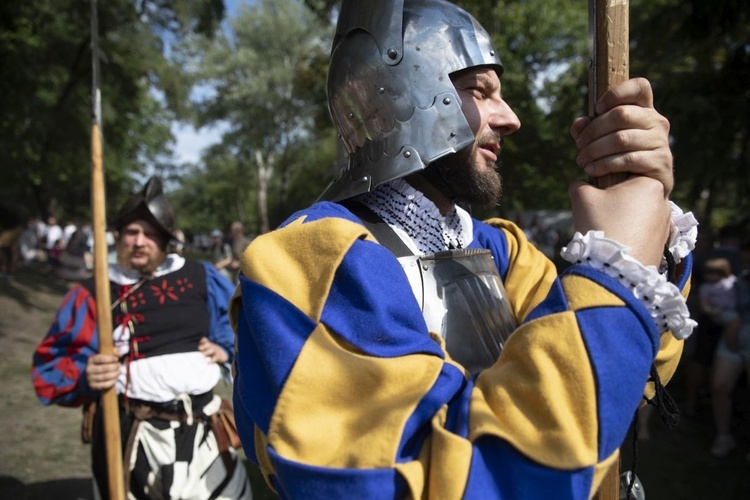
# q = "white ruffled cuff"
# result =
<box><xmin>666</xmin><ymin>201</ymin><xmax>698</xmax><ymax>264</ymax></box>
<box><xmin>560</xmin><ymin>230</ymin><xmax>696</xmax><ymax>340</ymax></box>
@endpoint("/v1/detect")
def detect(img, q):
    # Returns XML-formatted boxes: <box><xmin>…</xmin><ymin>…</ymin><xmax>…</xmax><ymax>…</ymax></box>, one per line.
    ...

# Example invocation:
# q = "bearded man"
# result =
<box><xmin>33</xmin><ymin>177</ymin><xmax>252</xmax><ymax>500</ymax></box>
<box><xmin>230</xmin><ymin>0</ymin><xmax>697</xmax><ymax>497</ymax></box>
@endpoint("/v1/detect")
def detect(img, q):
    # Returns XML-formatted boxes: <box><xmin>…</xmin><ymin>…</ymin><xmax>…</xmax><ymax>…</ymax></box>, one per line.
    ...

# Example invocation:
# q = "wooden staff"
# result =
<box><xmin>589</xmin><ymin>0</ymin><xmax>629</xmax><ymax>189</ymax></box>
<box><xmin>589</xmin><ymin>2</ymin><xmax>629</xmax><ymax>498</ymax></box>
<box><xmin>90</xmin><ymin>0</ymin><xmax>125</xmax><ymax>498</ymax></box>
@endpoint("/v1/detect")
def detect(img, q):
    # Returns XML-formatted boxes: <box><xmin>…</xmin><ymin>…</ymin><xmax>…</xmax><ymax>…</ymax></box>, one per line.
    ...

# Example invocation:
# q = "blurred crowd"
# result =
<box><xmin>0</xmin><ymin>201</ymin><xmax>254</xmax><ymax>287</ymax></box>
<box><xmin>0</xmin><ymin>204</ymin><xmax>97</xmax><ymax>281</ymax></box>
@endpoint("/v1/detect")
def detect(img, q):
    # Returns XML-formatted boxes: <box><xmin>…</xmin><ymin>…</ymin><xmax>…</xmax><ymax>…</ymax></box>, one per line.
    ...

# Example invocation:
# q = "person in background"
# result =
<box><xmin>227</xmin><ymin>221</ymin><xmax>253</xmax><ymax>284</ymax></box>
<box><xmin>32</xmin><ymin>177</ymin><xmax>251</xmax><ymax>499</ymax></box>
<box><xmin>211</xmin><ymin>229</ymin><xmax>235</xmax><ymax>282</ymax></box>
<box><xmin>709</xmin><ymin>245</ymin><xmax>750</xmax><ymax>459</ymax></box>
<box><xmin>43</xmin><ymin>215</ymin><xmax>64</xmax><ymax>269</ymax></box>
<box><xmin>170</xmin><ymin>228</ymin><xmax>186</xmax><ymax>256</ymax></box>
<box><xmin>229</xmin><ymin>1</ymin><xmax>697</xmax><ymax>497</ymax></box>
<box><xmin>19</xmin><ymin>215</ymin><xmax>41</xmax><ymax>265</ymax></box>
<box><xmin>62</xmin><ymin>219</ymin><xmax>78</xmax><ymax>247</ymax></box>
<box><xmin>0</xmin><ymin>202</ymin><xmax>25</xmax><ymax>280</ymax></box>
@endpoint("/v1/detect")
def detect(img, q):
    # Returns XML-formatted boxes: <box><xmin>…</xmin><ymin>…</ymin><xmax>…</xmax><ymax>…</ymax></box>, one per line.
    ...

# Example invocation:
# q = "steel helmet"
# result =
<box><xmin>112</xmin><ymin>176</ymin><xmax>177</xmax><ymax>243</ymax></box>
<box><xmin>321</xmin><ymin>0</ymin><xmax>503</xmax><ymax>201</ymax></box>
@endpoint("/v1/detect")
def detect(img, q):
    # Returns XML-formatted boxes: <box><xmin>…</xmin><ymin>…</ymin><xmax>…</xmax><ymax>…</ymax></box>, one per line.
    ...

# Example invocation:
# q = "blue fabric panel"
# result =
<box><xmin>469</xmin><ymin>219</ymin><xmax>511</xmax><ymax>279</ymax></box>
<box><xmin>576</xmin><ymin>306</ymin><xmax>654</xmax><ymax>460</ymax></box>
<box><xmin>561</xmin><ymin>265</ymin><xmax>657</xmax><ymax>460</ymax></box>
<box><xmin>397</xmin><ymin>363</ymin><xmax>467</xmax><ymax>462</ymax></box>
<box><xmin>523</xmin><ymin>278</ymin><xmax>570</xmax><ymax>324</ymax></box>
<box><xmin>202</xmin><ymin>261</ymin><xmax>238</xmax><ymax>361</ymax></box>
<box><xmin>676</xmin><ymin>252</ymin><xmax>692</xmax><ymax>290</ymax></box>
<box><xmin>232</xmin><ymin>382</ymin><xmax>258</xmax><ymax>465</ymax></box>
<box><xmin>465</xmin><ymin>436</ymin><xmax>593</xmax><ymax>499</ymax></box>
<box><xmin>321</xmin><ymin>239</ymin><xmax>443</xmax><ymax>359</ymax></box>
<box><xmin>235</xmin><ymin>277</ymin><xmax>317</xmax><ymax>433</ymax></box>
<box><xmin>267</xmin><ymin>446</ymin><xmax>409</xmax><ymax>500</ymax></box>
<box><xmin>445</xmin><ymin>373</ymin><xmax>475</xmax><ymax>439</ymax></box>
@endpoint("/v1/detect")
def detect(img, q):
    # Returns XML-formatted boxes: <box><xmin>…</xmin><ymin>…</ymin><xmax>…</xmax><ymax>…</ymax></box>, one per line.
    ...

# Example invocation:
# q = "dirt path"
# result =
<box><xmin>0</xmin><ymin>265</ymin><xmax>92</xmax><ymax>499</ymax></box>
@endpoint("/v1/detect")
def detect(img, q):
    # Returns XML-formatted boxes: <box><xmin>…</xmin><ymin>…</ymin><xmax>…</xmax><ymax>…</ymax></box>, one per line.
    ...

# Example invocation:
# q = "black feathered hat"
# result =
<box><xmin>112</xmin><ymin>177</ymin><xmax>176</xmax><ymax>243</ymax></box>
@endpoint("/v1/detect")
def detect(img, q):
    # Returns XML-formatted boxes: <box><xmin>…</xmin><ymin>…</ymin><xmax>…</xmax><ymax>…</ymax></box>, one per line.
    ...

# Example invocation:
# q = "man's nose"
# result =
<box><xmin>133</xmin><ymin>232</ymin><xmax>145</xmax><ymax>246</ymax></box>
<box><xmin>489</xmin><ymin>99</ymin><xmax>521</xmax><ymax>135</ymax></box>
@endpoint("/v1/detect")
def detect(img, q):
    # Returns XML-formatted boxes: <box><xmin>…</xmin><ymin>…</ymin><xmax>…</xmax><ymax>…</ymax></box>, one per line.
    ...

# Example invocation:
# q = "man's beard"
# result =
<box><xmin>430</xmin><ymin>132</ymin><xmax>503</xmax><ymax>208</ymax></box>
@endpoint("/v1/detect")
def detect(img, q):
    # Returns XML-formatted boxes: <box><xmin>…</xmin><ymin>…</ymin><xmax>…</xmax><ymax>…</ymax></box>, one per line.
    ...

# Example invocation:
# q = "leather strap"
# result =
<box><xmin>339</xmin><ymin>199</ymin><xmax>414</xmax><ymax>258</ymax></box>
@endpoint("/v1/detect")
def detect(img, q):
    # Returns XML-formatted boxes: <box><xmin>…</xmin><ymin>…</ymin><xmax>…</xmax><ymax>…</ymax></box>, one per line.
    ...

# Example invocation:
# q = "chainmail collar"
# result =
<box><xmin>357</xmin><ymin>179</ymin><xmax>473</xmax><ymax>255</ymax></box>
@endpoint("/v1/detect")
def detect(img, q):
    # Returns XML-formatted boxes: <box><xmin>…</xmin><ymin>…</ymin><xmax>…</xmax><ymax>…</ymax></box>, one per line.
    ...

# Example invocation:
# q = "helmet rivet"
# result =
<box><xmin>348</xmin><ymin>112</ymin><xmax>354</xmax><ymax>118</ymax></box>
<box><xmin>443</xmin><ymin>97</ymin><xmax>451</xmax><ymax>105</ymax></box>
<box><xmin>404</xmin><ymin>151</ymin><xmax>412</xmax><ymax>158</ymax></box>
<box><xmin>387</xmin><ymin>48</ymin><xmax>398</xmax><ymax>59</ymax></box>
<box><xmin>362</xmin><ymin>175</ymin><xmax>369</xmax><ymax>183</ymax></box>
<box><xmin>490</xmin><ymin>50</ymin><xmax>496</xmax><ymax>56</ymax></box>
<box><xmin>378</xmin><ymin>87</ymin><xmax>385</xmax><ymax>94</ymax></box>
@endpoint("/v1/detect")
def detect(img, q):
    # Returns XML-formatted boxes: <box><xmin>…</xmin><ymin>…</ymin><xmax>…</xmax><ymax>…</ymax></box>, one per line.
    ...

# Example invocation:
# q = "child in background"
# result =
<box><xmin>700</xmin><ymin>257</ymin><xmax>738</xmax><ymax>329</ymax></box>
<box><xmin>704</xmin><ymin>255</ymin><xmax>747</xmax><ymax>458</ymax></box>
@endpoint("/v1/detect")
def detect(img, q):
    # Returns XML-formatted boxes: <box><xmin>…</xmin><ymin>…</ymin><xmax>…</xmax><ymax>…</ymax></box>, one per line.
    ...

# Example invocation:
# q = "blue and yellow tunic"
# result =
<box><xmin>231</xmin><ymin>201</ymin><xmax>689</xmax><ymax>499</ymax></box>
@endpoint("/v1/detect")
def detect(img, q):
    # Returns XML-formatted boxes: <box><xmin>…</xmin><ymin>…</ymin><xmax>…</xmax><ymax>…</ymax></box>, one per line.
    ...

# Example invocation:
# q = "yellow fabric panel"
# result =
<box><xmin>644</xmin><ymin>271</ymin><xmax>691</xmax><ymax>395</ymax></box>
<box><xmin>589</xmin><ymin>450</ymin><xmax>620</xmax><ymax>498</ymax></box>
<box><xmin>394</xmin><ymin>454</ymin><xmax>427</xmax><ymax>499</ymax></box>
<box><xmin>238</xmin><ymin>215</ymin><xmax>372</xmax><ymax>322</ymax></box>
<box><xmin>644</xmin><ymin>332</ymin><xmax>684</xmax><ymax>401</ymax></box>
<box><xmin>253</xmin><ymin>426</ymin><xmax>277</xmax><ymax>491</ymax></box>
<box><xmin>469</xmin><ymin>311</ymin><xmax>598</xmax><ymax>469</ymax></box>
<box><xmin>427</xmin><ymin>406</ymin><xmax>473</xmax><ymax>499</ymax></box>
<box><xmin>484</xmin><ymin>219</ymin><xmax>558</xmax><ymax>322</ymax></box>
<box><xmin>269</xmin><ymin>323</ymin><xmax>444</xmax><ymax>468</ymax></box>
<box><xmin>563</xmin><ymin>274</ymin><xmax>626</xmax><ymax>311</ymax></box>
<box><xmin>394</xmin><ymin>435</ymin><xmax>432</xmax><ymax>499</ymax></box>
<box><xmin>393</xmin><ymin>406</ymin><xmax>474</xmax><ymax>500</ymax></box>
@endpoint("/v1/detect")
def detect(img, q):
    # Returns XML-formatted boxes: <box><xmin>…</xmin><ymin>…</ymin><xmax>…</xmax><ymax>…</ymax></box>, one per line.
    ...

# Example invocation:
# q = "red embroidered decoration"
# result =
<box><xmin>176</xmin><ymin>277</ymin><xmax>194</xmax><ymax>293</ymax></box>
<box><xmin>151</xmin><ymin>279</ymin><xmax>178</xmax><ymax>304</ymax></box>
<box><xmin>128</xmin><ymin>291</ymin><xmax>146</xmax><ymax>309</ymax></box>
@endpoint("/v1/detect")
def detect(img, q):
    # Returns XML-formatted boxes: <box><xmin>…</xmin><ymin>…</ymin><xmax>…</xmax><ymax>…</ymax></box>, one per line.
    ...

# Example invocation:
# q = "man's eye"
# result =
<box><xmin>471</xmin><ymin>88</ymin><xmax>487</xmax><ymax>99</ymax></box>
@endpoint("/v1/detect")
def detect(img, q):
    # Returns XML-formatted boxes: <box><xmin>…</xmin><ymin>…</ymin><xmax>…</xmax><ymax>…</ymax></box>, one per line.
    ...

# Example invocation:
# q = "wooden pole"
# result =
<box><xmin>91</xmin><ymin>0</ymin><xmax>125</xmax><ymax>498</ymax></box>
<box><xmin>589</xmin><ymin>1</ymin><xmax>628</xmax><ymax>498</ymax></box>
<box><xmin>589</xmin><ymin>0</ymin><xmax>630</xmax><ymax>189</ymax></box>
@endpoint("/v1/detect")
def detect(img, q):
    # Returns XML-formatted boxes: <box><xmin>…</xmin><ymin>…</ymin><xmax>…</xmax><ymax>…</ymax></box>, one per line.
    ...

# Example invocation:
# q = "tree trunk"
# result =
<box><xmin>255</xmin><ymin>150</ymin><xmax>272</xmax><ymax>234</ymax></box>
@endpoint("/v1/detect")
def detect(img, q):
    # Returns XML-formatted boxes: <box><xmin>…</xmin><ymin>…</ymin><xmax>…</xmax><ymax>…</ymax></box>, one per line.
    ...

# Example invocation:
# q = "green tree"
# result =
<box><xmin>453</xmin><ymin>0</ymin><xmax>588</xmax><ymax>218</ymax></box>
<box><xmin>0</xmin><ymin>0</ymin><xmax>224</xmax><ymax>221</ymax></box>
<box><xmin>630</xmin><ymin>0</ymin><xmax>750</xmax><ymax>229</ymax></box>
<box><xmin>186</xmin><ymin>0</ymin><xmax>333</xmax><ymax>234</ymax></box>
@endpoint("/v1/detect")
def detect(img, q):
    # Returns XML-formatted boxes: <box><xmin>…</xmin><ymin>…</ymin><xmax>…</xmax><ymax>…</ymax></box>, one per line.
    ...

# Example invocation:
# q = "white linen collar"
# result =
<box><xmin>108</xmin><ymin>253</ymin><xmax>186</xmax><ymax>285</ymax></box>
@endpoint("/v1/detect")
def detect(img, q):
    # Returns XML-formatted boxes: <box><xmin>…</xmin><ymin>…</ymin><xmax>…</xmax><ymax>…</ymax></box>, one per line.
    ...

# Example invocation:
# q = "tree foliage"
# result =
<box><xmin>630</xmin><ymin>0</ymin><xmax>749</xmax><ymax>229</ymax></box>
<box><xmin>5</xmin><ymin>0</ymin><xmax>746</xmax><ymax>236</ymax></box>
<box><xmin>174</xmin><ymin>0</ymin><xmax>333</xmax><ymax>234</ymax></box>
<box><xmin>0</xmin><ymin>0</ymin><xmax>224</xmax><ymax>221</ymax></box>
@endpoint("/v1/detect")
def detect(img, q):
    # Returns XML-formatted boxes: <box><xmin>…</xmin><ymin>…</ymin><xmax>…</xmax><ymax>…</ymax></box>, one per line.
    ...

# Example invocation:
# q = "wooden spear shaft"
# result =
<box><xmin>589</xmin><ymin>1</ymin><xmax>629</xmax><ymax>498</ymax></box>
<box><xmin>90</xmin><ymin>0</ymin><xmax>125</xmax><ymax>498</ymax></box>
<box><xmin>589</xmin><ymin>0</ymin><xmax>630</xmax><ymax>189</ymax></box>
